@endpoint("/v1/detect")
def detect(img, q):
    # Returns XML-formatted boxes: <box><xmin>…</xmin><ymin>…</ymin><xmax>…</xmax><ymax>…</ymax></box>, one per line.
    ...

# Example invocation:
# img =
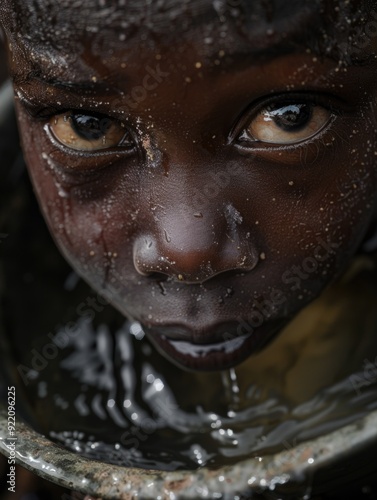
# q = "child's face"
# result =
<box><xmin>3</xmin><ymin>0</ymin><xmax>377</xmax><ymax>371</ymax></box>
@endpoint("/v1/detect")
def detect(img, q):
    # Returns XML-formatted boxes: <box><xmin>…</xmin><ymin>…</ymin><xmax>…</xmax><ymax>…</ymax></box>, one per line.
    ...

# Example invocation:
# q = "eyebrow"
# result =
<box><xmin>13</xmin><ymin>66</ymin><xmax>121</xmax><ymax>95</ymax></box>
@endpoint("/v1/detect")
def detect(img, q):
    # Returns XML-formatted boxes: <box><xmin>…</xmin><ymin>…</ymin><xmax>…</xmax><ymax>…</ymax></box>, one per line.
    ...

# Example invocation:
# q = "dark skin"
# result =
<box><xmin>1</xmin><ymin>0</ymin><xmax>377</xmax><ymax>371</ymax></box>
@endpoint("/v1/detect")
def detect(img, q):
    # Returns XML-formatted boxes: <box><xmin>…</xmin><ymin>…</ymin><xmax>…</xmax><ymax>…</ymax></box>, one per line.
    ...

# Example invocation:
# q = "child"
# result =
<box><xmin>1</xmin><ymin>0</ymin><xmax>377</xmax><ymax>497</ymax></box>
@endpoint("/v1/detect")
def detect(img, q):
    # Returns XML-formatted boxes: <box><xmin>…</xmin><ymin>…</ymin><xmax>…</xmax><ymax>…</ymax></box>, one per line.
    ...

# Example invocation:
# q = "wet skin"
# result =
<box><xmin>2</xmin><ymin>1</ymin><xmax>377</xmax><ymax>370</ymax></box>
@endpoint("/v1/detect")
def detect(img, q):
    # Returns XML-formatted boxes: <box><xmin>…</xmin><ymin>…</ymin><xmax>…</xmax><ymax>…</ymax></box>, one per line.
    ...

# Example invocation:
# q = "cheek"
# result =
<box><xmin>240</xmin><ymin>137</ymin><xmax>377</xmax><ymax>306</ymax></box>
<box><xmin>22</xmin><ymin>150</ymin><xmax>138</xmax><ymax>288</ymax></box>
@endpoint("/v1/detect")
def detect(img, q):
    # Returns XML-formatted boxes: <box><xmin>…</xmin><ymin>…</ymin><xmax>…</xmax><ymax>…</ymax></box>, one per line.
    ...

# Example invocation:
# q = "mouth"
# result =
<box><xmin>144</xmin><ymin>321</ymin><xmax>284</xmax><ymax>371</ymax></box>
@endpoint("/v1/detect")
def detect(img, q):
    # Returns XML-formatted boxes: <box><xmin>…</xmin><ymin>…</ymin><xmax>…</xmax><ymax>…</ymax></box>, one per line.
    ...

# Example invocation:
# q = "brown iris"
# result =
<box><xmin>49</xmin><ymin>112</ymin><xmax>131</xmax><ymax>151</ymax></box>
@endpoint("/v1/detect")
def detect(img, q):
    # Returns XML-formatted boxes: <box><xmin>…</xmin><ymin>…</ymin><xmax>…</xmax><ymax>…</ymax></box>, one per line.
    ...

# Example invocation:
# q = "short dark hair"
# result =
<box><xmin>0</xmin><ymin>0</ymin><xmax>375</xmax><ymax>66</ymax></box>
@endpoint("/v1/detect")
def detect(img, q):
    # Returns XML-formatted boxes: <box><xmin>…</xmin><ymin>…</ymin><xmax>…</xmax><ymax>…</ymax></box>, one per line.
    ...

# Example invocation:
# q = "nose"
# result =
<box><xmin>133</xmin><ymin>204</ymin><xmax>259</xmax><ymax>284</ymax></box>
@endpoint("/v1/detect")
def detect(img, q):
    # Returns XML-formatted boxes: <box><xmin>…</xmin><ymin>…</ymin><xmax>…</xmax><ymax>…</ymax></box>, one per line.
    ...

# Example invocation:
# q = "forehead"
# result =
<box><xmin>1</xmin><ymin>0</ymin><xmax>375</xmax><ymax>87</ymax></box>
<box><xmin>1</xmin><ymin>0</ymin><xmax>370</xmax><ymax>56</ymax></box>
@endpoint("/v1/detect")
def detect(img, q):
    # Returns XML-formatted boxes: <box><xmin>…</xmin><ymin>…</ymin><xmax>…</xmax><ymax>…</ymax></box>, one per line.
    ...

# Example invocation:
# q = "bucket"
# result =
<box><xmin>0</xmin><ymin>404</ymin><xmax>377</xmax><ymax>498</ymax></box>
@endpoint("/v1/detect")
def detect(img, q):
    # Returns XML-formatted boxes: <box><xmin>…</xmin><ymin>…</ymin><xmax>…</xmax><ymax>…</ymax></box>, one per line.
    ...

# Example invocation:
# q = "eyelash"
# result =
<box><xmin>230</xmin><ymin>92</ymin><xmax>342</xmax><ymax>149</ymax></box>
<box><xmin>19</xmin><ymin>97</ymin><xmax>138</xmax><ymax>169</ymax></box>
<box><xmin>19</xmin><ymin>96</ymin><xmax>131</xmax><ymax>138</ymax></box>
<box><xmin>19</xmin><ymin>91</ymin><xmax>344</xmax><ymax>162</ymax></box>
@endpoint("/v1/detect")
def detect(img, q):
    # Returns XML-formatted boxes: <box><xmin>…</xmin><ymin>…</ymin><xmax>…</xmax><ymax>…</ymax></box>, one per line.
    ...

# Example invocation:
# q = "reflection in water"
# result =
<box><xmin>16</xmin><ymin>313</ymin><xmax>377</xmax><ymax>471</ymax></box>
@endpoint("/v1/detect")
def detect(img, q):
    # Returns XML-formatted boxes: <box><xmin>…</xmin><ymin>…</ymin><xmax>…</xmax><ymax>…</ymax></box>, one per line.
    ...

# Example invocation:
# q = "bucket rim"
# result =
<box><xmin>1</xmin><ymin>405</ymin><xmax>377</xmax><ymax>498</ymax></box>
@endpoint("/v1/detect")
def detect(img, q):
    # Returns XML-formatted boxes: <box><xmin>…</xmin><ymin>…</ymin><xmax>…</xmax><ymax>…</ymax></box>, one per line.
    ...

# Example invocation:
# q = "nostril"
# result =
<box><xmin>133</xmin><ymin>252</ymin><xmax>176</xmax><ymax>277</ymax></box>
<box><xmin>146</xmin><ymin>271</ymin><xmax>169</xmax><ymax>282</ymax></box>
<box><xmin>133</xmin><ymin>232</ymin><xmax>260</xmax><ymax>283</ymax></box>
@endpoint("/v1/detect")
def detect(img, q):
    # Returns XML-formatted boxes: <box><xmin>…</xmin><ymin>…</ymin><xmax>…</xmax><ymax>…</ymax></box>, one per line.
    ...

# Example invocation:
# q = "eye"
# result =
<box><xmin>240</xmin><ymin>102</ymin><xmax>332</xmax><ymax>146</ymax></box>
<box><xmin>49</xmin><ymin>112</ymin><xmax>133</xmax><ymax>152</ymax></box>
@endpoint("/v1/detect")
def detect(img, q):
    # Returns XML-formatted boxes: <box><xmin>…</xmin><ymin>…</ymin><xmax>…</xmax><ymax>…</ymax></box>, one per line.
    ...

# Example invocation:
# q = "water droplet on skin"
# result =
<box><xmin>224</xmin><ymin>204</ymin><xmax>243</xmax><ymax>229</ymax></box>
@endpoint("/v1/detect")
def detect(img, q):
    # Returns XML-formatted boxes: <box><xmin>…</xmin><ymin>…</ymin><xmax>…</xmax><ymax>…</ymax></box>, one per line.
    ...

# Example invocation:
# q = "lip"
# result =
<box><xmin>144</xmin><ymin>321</ymin><xmax>284</xmax><ymax>371</ymax></box>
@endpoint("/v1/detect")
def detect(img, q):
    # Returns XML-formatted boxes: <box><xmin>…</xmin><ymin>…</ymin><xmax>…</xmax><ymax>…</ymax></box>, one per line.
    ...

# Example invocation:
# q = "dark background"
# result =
<box><xmin>0</xmin><ymin>37</ymin><xmax>8</xmax><ymax>85</ymax></box>
<box><xmin>0</xmin><ymin>35</ymin><xmax>75</xmax><ymax>500</ymax></box>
